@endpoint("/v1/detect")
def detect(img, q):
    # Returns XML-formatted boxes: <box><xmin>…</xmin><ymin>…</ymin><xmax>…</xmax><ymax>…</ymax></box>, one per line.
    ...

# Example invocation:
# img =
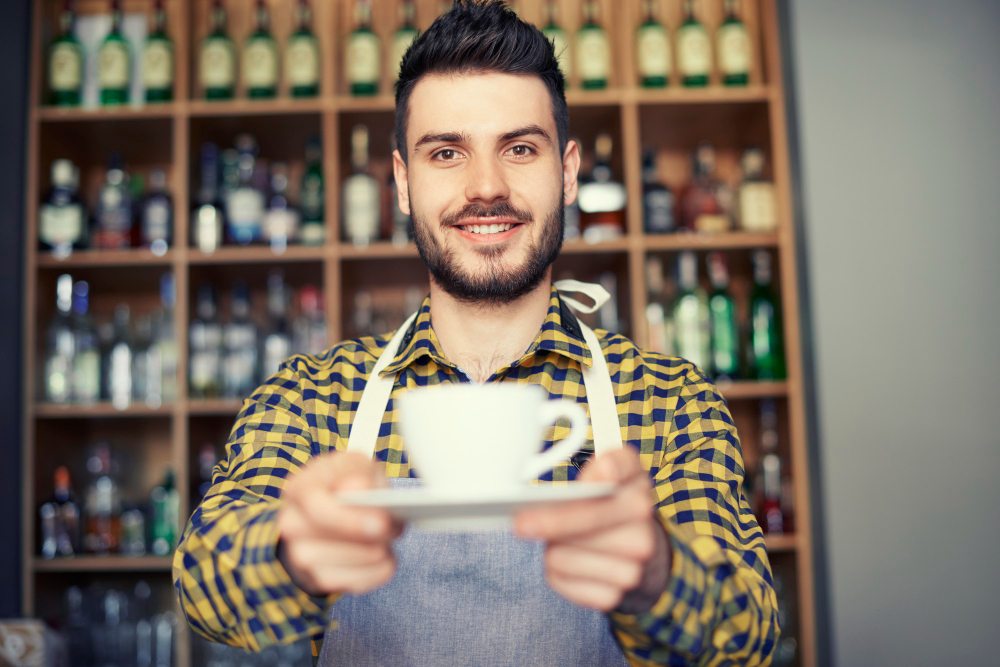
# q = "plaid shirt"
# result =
<box><xmin>173</xmin><ymin>288</ymin><xmax>779</xmax><ymax>666</ymax></box>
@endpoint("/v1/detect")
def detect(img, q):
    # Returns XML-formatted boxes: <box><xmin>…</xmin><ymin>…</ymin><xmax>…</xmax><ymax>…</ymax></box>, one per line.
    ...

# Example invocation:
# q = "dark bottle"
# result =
<box><xmin>40</xmin><ymin>466</ymin><xmax>81</xmax><ymax>558</ymax></box>
<box><xmin>48</xmin><ymin>0</ymin><xmax>84</xmax><ymax>106</ymax></box>
<box><xmin>757</xmin><ymin>399</ymin><xmax>787</xmax><ymax>534</ymax></box>
<box><xmin>222</xmin><ymin>281</ymin><xmax>259</xmax><ymax>399</ymax></box>
<box><xmin>83</xmin><ymin>442</ymin><xmax>121</xmax><ymax>554</ymax></box>
<box><xmin>750</xmin><ymin>250</ymin><xmax>786</xmax><ymax>380</ymax></box>
<box><xmin>707</xmin><ymin>252</ymin><xmax>740</xmax><ymax>381</ymax></box>
<box><xmin>189</xmin><ymin>284</ymin><xmax>223</xmax><ymax>398</ymax></box>
<box><xmin>641</xmin><ymin>150</ymin><xmax>675</xmax><ymax>234</ymax></box>
<box><xmin>143</xmin><ymin>0</ymin><xmax>174</xmax><ymax>102</ymax></box>
<box><xmin>261</xmin><ymin>271</ymin><xmax>292</xmax><ymax>380</ymax></box>
<box><xmin>93</xmin><ymin>155</ymin><xmax>134</xmax><ymax>250</ymax></box>
<box><xmin>39</xmin><ymin>159</ymin><xmax>87</xmax><ymax>257</ymax></box>
<box><xmin>193</xmin><ymin>143</ymin><xmax>224</xmax><ymax>253</ymax></box>
<box><xmin>141</xmin><ymin>169</ymin><xmax>173</xmax><ymax>255</ymax></box>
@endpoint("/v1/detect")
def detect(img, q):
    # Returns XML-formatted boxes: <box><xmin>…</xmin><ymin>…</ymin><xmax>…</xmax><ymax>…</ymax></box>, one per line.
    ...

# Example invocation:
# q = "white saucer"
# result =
<box><xmin>338</xmin><ymin>483</ymin><xmax>614</xmax><ymax>532</ymax></box>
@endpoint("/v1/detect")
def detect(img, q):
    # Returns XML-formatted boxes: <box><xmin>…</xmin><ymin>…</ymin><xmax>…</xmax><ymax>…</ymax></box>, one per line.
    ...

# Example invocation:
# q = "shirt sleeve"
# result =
<box><xmin>609</xmin><ymin>365</ymin><xmax>780</xmax><ymax>666</ymax></box>
<box><xmin>172</xmin><ymin>359</ymin><xmax>338</xmax><ymax>651</ymax></box>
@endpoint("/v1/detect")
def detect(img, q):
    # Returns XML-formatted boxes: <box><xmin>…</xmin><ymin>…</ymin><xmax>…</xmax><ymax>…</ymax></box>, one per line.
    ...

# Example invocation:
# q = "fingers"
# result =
<box><xmin>546</xmin><ymin>571</ymin><xmax>625</xmax><ymax>612</ymax></box>
<box><xmin>546</xmin><ymin>545</ymin><xmax>645</xmax><ymax>593</ymax></box>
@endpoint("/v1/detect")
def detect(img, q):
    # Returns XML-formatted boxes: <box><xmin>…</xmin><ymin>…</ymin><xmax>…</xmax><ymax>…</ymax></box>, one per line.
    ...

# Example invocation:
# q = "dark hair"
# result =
<box><xmin>394</xmin><ymin>0</ymin><xmax>568</xmax><ymax>163</ymax></box>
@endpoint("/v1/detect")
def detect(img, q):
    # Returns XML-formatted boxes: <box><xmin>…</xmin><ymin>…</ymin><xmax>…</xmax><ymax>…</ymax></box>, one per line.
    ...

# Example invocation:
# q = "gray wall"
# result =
<box><xmin>788</xmin><ymin>1</ymin><xmax>1000</xmax><ymax>665</ymax></box>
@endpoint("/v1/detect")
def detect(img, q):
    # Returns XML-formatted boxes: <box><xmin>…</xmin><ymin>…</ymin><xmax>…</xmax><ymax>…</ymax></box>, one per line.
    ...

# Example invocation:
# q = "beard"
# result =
<box><xmin>410</xmin><ymin>198</ymin><xmax>564</xmax><ymax>306</ymax></box>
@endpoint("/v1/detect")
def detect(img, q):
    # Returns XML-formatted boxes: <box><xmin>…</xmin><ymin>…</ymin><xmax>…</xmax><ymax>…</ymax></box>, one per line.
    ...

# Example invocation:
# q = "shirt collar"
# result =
<box><xmin>377</xmin><ymin>287</ymin><xmax>592</xmax><ymax>377</ymax></box>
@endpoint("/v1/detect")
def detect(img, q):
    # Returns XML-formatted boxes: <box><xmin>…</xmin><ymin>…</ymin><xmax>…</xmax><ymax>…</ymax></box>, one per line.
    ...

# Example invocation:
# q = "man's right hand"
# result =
<box><xmin>276</xmin><ymin>451</ymin><xmax>403</xmax><ymax>597</ymax></box>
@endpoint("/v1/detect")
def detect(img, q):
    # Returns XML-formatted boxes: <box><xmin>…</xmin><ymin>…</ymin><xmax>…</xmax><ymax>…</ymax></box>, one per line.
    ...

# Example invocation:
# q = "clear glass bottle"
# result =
<box><xmin>48</xmin><ymin>0</ymin><xmax>84</xmax><ymax>106</ymax></box>
<box><xmin>287</xmin><ymin>0</ymin><xmax>320</xmax><ymax>97</ymax></box>
<box><xmin>222</xmin><ymin>281</ymin><xmax>259</xmax><ymax>399</ymax></box>
<box><xmin>576</xmin><ymin>0</ymin><xmax>610</xmax><ymax>90</ymax></box>
<box><xmin>263</xmin><ymin>162</ymin><xmax>300</xmax><ymax>254</ymax></box>
<box><xmin>193</xmin><ymin>143</ymin><xmax>224</xmax><ymax>253</ymax></box>
<box><xmin>261</xmin><ymin>271</ymin><xmax>293</xmax><ymax>380</ymax></box>
<box><xmin>154</xmin><ymin>273</ymin><xmax>178</xmax><ymax>404</ymax></box>
<box><xmin>677</xmin><ymin>0</ymin><xmax>711</xmax><ymax>87</ymax></box>
<box><xmin>143</xmin><ymin>0</ymin><xmax>174</xmax><ymax>102</ymax></box>
<box><xmin>707</xmin><ymin>251</ymin><xmax>740</xmax><ymax>380</ymax></box>
<box><xmin>83</xmin><ymin>442</ymin><xmax>121</xmax><ymax>554</ymax></box>
<box><xmin>93</xmin><ymin>155</ymin><xmax>133</xmax><ymax>250</ymax></box>
<box><xmin>43</xmin><ymin>274</ymin><xmax>75</xmax><ymax>404</ymax></box>
<box><xmin>106</xmin><ymin>304</ymin><xmax>133</xmax><ymax>410</ymax></box>
<box><xmin>98</xmin><ymin>0</ymin><xmax>131</xmax><ymax>106</ymax></box>
<box><xmin>636</xmin><ymin>0</ymin><xmax>670</xmax><ymax>88</ymax></box>
<box><xmin>292</xmin><ymin>285</ymin><xmax>327</xmax><ymax>355</ymax></box>
<box><xmin>644</xmin><ymin>257</ymin><xmax>674</xmax><ymax>356</ymax></box>
<box><xmin>642</xmin><ymin>149</ymin><xmax>675</xmax><ymax>234</ymax></box>
<box><xmin>737</xmin><ymin>147</ymin><xmax>777</xmax><ymax>232</ymax></box>
<box><xmin>141</xmin><ymin>169</ymin><xmax>173</xmax><ymax>255</ymax></box>
<box><xmin>225</xmin><ymin>134</ymin><xmax>265</xmax><ymax>245</ymax></box>
<box><xmin>242</xmin><ymin>0</ymin><xmax>278</xmax><ymax>99</ymax></box>
<box><xmin>189</xmin><ymin>284</ymin><xmax>223</xmax><ymax>399</ymax></box>
<box><xmin>346</xmin><ymin>0</ymin><xmax>380</xmax><ymax>96</ymax></box>
<box><xmin>342</xmin><ymin>125</ymin><xmax>381</xmax><ymax>246</ymax></box>
<box><xmin>71</xmin><ymin>280</ymin><xmax>101</xmax><ymax>404</ymax></box>
<box><xmin>390</xmin><ymin>0</ymin><xmax>419</xmax><ymax>83</ymax></box>
<box><xmin>672</xmin><ymin>250</ymin><xmax>711</xmax><ymax>374</ymax></box>
<box><xmin>300</xmin><ymin>137</ymin><xmax>325</xmax><ymax>246</ymax></box>
<box><xmin>200</xmin><ymin>0</ymin><xmax>236</xmax><ymax>100</ymax></box>
<box><xmin>542</xmin><ymin>0</ymin><xmax>570</xmax><ymax>82</ymax></box>
<box><xmin>577</xmin><ymin>134</ymin><xmax>626</xmax><ymax>242</ymax></box>
<box><xmin>39</xmin><ymin>159</ymin><xmax>87</xmax><ymax>257</ymax></box>
<box><xmin>718</xmin><ymin>0</ymin><xmax>751</xmax><ymax>86</ymax></box>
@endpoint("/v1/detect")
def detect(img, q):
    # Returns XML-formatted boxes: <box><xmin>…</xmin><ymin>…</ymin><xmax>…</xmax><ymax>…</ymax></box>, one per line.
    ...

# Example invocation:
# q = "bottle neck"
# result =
<box><xmin>583</xmin><ymin>1</ymin><xmax>598</xmax><ymax>26</ymax></box>
<box><xmin>355</xmin><ymin>1</ymin><xmax>372</xmax><ymax>30</ymax></box>
<box><xmin>255</xmin><ymin>3</ymin><xmax>270</xmax><ymax>33</ymax></box>
<box><xmin>153</xmin><ymin>7</ymin><xmax>168</xmax><ymax>35</ymax></box>
<box><xmin>211</xmin><ymin>6</ymin><xmax>227</xmax><ymax>34</ymax></box>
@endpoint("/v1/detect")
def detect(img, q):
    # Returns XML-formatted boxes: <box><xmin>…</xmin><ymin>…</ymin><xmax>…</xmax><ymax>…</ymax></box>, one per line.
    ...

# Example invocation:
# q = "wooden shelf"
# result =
<box><xmin>338</xmin><ymin>242</ymin><xmax>419</xmax><ymax>260</ymax></box>
<box><xmin>37</xmin><ymin>248</ymin><xmax>175</xmax><ymax>268</ymax></box>
<box><xmin>716</xmin><ymin>381</ymin><xmax>789</xmax><ymax>400</ymax></box>
<box><xmin>562</xmin><ymin>238</ymin><xmax>632</xmax><ymax>254</ymax></box>
<box><xmin>764</xmin><ymin>535</ymin><xmax>797</xmax><ymax>553</ymax></box>
<box><xmin>36</xmin><ymin>104</ymin><xmax>178</xmax><ymax>122</ymax></box>
<box><xmin>33</xmin><ymin>556</ymin><xmax>173</xmax><ymax>573</ymax></box>
<box><xmin>34</xmin><ymin>403</ymin><xmax>174</xmax><ymax>419</ymax></box>
<box><xmin>632</xmin><ymin>85</ymin><xmax>772</xmax><ymax>106</ymax></box>
<box><xmin>642</xmin><ymin>232</ymin><xmax>780</xmax><ymax>252</ymax></box>
<box><xmin>335</xmin><ymin>95</ymin><xmax>396</xmax><ymax>113</ymax></box>
<box><xmin>188</xmin><ymin>98</ymin><xmax>326</xmax><ymax>117</ymax></box>
<box><xmin>565</xmin><ymin>88</ymin><xmax>632</xmax><ymax>106</ymax></box>
<box><xmin>187</xmin><ymin>399</ymin><xmax>244</xmax><ymax>416</ymax></box>
<box><xmin>187</xmin><ymin>245</ymin><xmax>326</xmax><ymax>265</ymax></box>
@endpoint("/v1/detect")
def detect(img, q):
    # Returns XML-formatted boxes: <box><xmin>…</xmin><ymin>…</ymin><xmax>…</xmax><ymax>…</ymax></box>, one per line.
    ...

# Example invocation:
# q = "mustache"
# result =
<box><xmin>440</xmin><ymin>201</ymin><xmax>533</xmax><ymax>227</ymax></box>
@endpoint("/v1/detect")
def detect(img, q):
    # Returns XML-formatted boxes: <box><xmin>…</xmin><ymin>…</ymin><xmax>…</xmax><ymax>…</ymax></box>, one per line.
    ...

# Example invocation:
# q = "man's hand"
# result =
<box><xmin>277</xmin><ymin>451</ymin><xmax>403</xmax><ymax>597</ymax></box>
<box><xmin>513</xmin><ymin>448</ymin><xmax>671</xmax><ymax>614</ymax></box>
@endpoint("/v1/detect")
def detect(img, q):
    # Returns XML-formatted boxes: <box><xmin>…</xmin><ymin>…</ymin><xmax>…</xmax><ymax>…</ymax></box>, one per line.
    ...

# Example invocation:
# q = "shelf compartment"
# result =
<box><xmin>37</xmin><ymin>104</ymin><xmax>179</xmax><ymax>122</ymax></box>
<box><xmin>187</xmin><ymin>98</ymin><xmax>327</xmax><ymax>118</ymax></box>
<box><xmin>187</xmin><ymin>245</ymin><xmax>327</xmax><ymax>265</ymax></box>
<box><xmin>187</xmin><ymin>399</ymin><xmax>244</xmax><ymax>416</ymax></box>
<box><xmin>642</xmin><ymin>232</ymin><xmax>779</xmax><ymax>251</ymax></box>
<box><xmin>34</xmin><ymin>403</ymin><xmax>174</xmax><ymax>419</ymax></box>
<box><xmin>37</xmin><ymin>248</ymin><xmax>176</xmax><ymax>268</ymax></box>
<box><xmin>716</xmin><ymin>381</ymin><xmax>789</xmax><ymax>400</ymax></box>
<box><xmin>34</xmin><ymin>556</ymin><xmax>173</xmax><ymax>573</ymax></box>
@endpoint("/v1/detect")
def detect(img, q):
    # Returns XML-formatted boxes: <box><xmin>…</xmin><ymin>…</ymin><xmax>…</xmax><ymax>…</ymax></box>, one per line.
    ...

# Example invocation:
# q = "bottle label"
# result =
<box><xmin>50</xmin><ymin>43</ymin><xmax>82</xmax><ymax>91</ymax></box>
<box><xmin>243</xmin><ymin>40</ymin><xmax>278</xmax><ymax>88</ymax></box>
<box><xmin>576</xmin><ymin>30</ymin><xmax>610</xmax><ymax>82</ymax></box>
<box><xmin>637</xmin><ymin>25</ymin><xmax>670</xmax><ymax>78</ymax></box>
<box><xmin>200</xmin><ymin>40</ymin><xmax>235</xmax><ymax>88</ymax></box>
<box><xmin>678</xmin><ymin>25</ymin><xmax>711</xmax><ymax>76</ymax></box>
<box><xmin>347</xmin><ymin>33</ymin><xmax>380</xmax><ymax>85</ymax></box>
<box><xmin>390</xmin><ymin>31</ymin><xmax>417</xmax><ymax>81</ymax></box>
<box><xmin>226</xmin><ymin>188</ymin><xmax>264</xmax><ymax>236</ymax></box>
<box><xmin>143</xmin><ymin>200</ymin><xmax>171</xmax><ymax>242</ymax></box>
<box><xmin>544</xmin><ymin>28</ymin><xmax>571</xmax><ymax>80</ymax></box>
<box><xmin>343</xmin><ymin>176</ymin><xmax>380</xmax><ymax>244</ymax></box>
<box><xmin>190</xmin><ymin>352</ymin><xmax>220</xmax><ymax>391</ymax></box>
<box><xmin>40</xmin><ymin>204</ymin><xmax>84</xmax><ymax>247</ymax></box>
<box><xmin>694</xmin><ymin>213</ymin><xmax>730</xmax><ymax>233</ymax></box>
<box><xmin>99</xmin><ymin>41</ymin><xmax>129</xmax><ymax>88</ymax></box>
<box><xmin>286</xmin><ymin>36</ymin><xmax>319</xmax><ymax>86</ymax></box>
<box><xmin>195</xmin><ymin>204</ymin><xmax>222</xmax><ymax>253</ymax></box>
<box><xmin>300</xmin><ymin>220</ymin><xmax>326</xmax><ymax>245</ymax></box>
<box><xmin>72</xmin><ymin>351</ymin><xmax>101</xmax><ymax>403</ymax></box>
<box><xmin>142</xmin><ymin>40</ymin><xmax>174</xmax><ymax>89</ymax></box>
<box><xmin>263</xmin><ymin>208</ymin><xmax>300</xmax><ymax>243</ymax></box>
<box><xmin>739</xmin><ymin>183</ymin><xmax>777</xmax><ymax>231</ymax></box>
<box><xmin>719</xmin><ymin>24</ymin><xmax>751</xmax><ymax>75</ymax></box>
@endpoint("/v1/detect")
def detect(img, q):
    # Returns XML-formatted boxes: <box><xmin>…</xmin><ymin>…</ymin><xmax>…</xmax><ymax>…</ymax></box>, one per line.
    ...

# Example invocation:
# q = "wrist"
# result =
<box><xmin>616</xmin><ymin>519</ymin><xmax>671</xmax><ymax>614</ymax></box>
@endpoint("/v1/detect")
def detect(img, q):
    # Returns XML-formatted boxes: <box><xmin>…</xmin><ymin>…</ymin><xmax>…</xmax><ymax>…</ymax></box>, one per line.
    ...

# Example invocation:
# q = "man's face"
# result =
<box><xmin>393</xmin><ymin>72</ymin><xmax>580</xmax><ymax>305</ymax></box>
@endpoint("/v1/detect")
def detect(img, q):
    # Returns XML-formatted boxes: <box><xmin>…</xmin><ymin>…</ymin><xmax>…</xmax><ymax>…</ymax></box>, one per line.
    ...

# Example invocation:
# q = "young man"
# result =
<box><xmin>174</xmin><ymin>3</ymin><xmax>778</xmax><ymax>665</ymax></box>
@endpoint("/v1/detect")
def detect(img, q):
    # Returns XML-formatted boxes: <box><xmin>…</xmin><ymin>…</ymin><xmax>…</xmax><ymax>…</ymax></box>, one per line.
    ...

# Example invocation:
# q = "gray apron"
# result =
<box><xmin>319</xmin><ymin>282</ymin><xmax>630</xmax><ymax>666</ymax></box>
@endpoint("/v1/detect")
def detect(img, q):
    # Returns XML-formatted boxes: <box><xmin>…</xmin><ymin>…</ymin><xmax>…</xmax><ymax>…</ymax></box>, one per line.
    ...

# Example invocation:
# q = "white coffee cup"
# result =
<box><xmin>398</xmin><ymin>383</ymin><xmax>588</xmax><ymax>496</ymax></box>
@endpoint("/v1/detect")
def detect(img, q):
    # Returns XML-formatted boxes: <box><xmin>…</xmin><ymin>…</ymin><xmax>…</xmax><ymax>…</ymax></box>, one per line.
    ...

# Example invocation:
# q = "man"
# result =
<box><xmin>174</xmin><ymin>2</ymin><xmax>778</xmax><ymax>665</ymax></box>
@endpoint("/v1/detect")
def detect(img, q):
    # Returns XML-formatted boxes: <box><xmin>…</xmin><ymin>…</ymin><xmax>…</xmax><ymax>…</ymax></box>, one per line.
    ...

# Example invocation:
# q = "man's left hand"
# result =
<box><xmin>514</xmin><ymin>448</ymin><xmax>671</xmax><ymax>614</ymax></box>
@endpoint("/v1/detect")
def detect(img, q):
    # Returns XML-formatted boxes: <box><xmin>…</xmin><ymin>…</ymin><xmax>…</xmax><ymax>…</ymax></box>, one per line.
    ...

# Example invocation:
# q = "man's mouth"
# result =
<box><xmin>451</xmin><ymin>218</ymin><xmax>525</xmax><ymax>240</ymax></box>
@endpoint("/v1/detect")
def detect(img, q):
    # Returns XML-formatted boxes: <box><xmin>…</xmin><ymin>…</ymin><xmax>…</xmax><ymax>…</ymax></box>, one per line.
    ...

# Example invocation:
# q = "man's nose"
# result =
<box><xmin>464</xmin><ymin>156</ymin><xmax>511</xmax><ymax>204</ymax></box>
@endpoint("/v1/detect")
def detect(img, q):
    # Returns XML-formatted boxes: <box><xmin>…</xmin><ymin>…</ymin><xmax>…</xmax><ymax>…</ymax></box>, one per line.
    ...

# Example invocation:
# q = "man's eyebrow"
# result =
<box><xmin>413</xmin><ymin>131</ymin><xmax>470</xmax><ymax>151</ymax></box>
<box><xmin>499</xmin><ymin>125</ymin><xmax>553</xmax><ymax>144</ymax></box>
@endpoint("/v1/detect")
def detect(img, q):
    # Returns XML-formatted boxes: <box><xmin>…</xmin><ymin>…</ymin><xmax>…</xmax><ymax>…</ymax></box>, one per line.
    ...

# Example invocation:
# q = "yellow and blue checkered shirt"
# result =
<box><xmin>173</xmin><ymin>288</ymin><xmax>779</xmax><ymax>665</ymax></box>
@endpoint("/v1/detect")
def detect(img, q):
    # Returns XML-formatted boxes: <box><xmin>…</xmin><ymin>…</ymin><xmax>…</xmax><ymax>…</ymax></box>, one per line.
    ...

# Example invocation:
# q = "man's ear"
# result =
<box><xmin>562</xmin><ymin>139</ymin><xmax>581</xmax><ymax>207</ymax></box>
<box><xmin>392</xmin><ymin>149</ymin><xmax>410</xmax><ymax>215</ymax></box>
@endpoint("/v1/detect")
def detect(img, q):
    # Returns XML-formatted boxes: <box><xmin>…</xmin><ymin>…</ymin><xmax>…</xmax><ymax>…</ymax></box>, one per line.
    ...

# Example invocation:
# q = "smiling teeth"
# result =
<box><xmin>465</xmin><ymin>223</ymin><xmax>514</xmax><ymax>234</ymax></box>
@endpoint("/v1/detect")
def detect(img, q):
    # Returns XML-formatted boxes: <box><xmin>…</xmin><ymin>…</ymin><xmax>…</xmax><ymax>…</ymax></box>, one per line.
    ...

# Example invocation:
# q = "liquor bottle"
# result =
<box><xmin>737</xmin><ymin>148</ymin><xmax>777</xmax><ymax>232</ymax></box>
<box><xmin>644</xmin><ymin>257</ymin><xmax>674</xmax><ymax>356</ymax></box>
<box><xmin>576</xmin><ymin>0</ymin><xmax>610</xmax><ymax>90</ymax></box>
<box><xmin>189</xmin><ymin>285</ymin><xmax>223</xmax><ymax>398</ymax></box>
<box><xmin>243</xmin><ymin>0</ymin><xmax>279</xmax><ymax>99</ymax></box>
<box><xmin>106</xmin><ymin>304</ymin><xmax>132</xmax><ymax>410</ymax></box>
<box><xmin>390</xmin><ymin>0</ymin><xmax>419</xmax><ymax>83</ymax></box>
<box><xmin>153</xmin><ymin>273</ymin><xmax>178</xmax><ymax>404</ymax></box>
<box><xmin>542</xmin><ymin>0</ymin><xmax>570</xmax><ymax>82</ymax></box>
<box><xmin>71</xmin><ymin>280</ymin><xmax>101</xmax><ymax>404</ymax></box>
<box><xmin>141</xmin><ymin>169</ymin><xmax>173</xmax><ymax>255</ymax></box>
<box><xmin>40</xmin><ymin>466</ymin><xmax>81</xmax><ymax>558</ymax></box>
<box><xmin>39</xmin><ymin>159</ymin><xmax>87</xmax><ymax>257</ymax></box>
<box><xmin>577</xmin><ymin>134</ymin><xmax>626</xmax><ymax>242</ymax></box>
<box><xmin>93</xmin><ymin>155</ymin><xmax>133</xmax><ymax>250</ymax></box>
<box><xmin>98</xmin><ymin>0</ymin><xmax>131</xmax><ymax>106</ymax></box>
<box><xmin>718</xmin><ymin>0</ymin><xmax>751</xmax><ymax>86</ymax></box>
<box><xmin>342</xmin><ymin>125</ymin><xmax>381</xmax><ymax>246</ymax></box>
<box><xmin>150</xmin><ymin>468</ymin><xmax>179</xmax><ymax>556</ymax></box>
<box><xmin>222</xmin><ymin>282</ymin><xmax>258</xmax><ymax>398</ymax></box>
<box><xmin>131</xmin><ymin>315</ymin><xmax>152</xmax><ymax>405</ymax></box>
<box><xmin>749</xmin><ymin>250</ymin><xmax>785</xmax><ymax>380</ymax></box>
<box><xmin>263</xmin><ymin>163</ymin><xmax>300</xmax><ymax>253</ymax></box>
<box><xmin>300</xmin><ymin>137</ymin><xmax>325</xmax><ymax>245</ymax></box>
<box><xmin>642</xmin><ymin>150</ymin><xmax>675</xmax><ymax>234</ymax></box>
<box><xmin>680</xmin><ymin>143</ymin><xmax>731</xmax><ymax>233</ymax></box>
<box><xmin>48</xmin><ymin>0</ymin><xmax>84</xmax><ymax>106</ymax></box>
<box><xmin>261</xmin><ymin>271</ymin><xmax>293</xmax><ymax>379</ymax></box>
<box><xmin>200</xmin><ymin>0</ymin><xmax>236</xmax><ymax>100</ymax></box>
<box><xmin>677</xmin><ymin>0</ymin><xmax>711</xmax><ymax>87</ymax></box>
<box><xmin>43</xmin><ymin>274</ymin><xmax>75</xmax><ymax>404</ymax></box>
<box><xmin>84</xmin><ymin>443</ymin><xmax>121</xmax><ymax>554</ymax></box>
<box><xmin>193</xmin><ymin>143</ymin><xmax>224</xmax><ymax>253</ymax></box>
<box><xmin>346</xmin><ymin>0</ymin><xmax>380</xmax><ymax>96</ymax></box>
<box><xmin>292</xmin><ymin>285</ymin><xmax>327</xmax><ymax>354</ymax></box>
<box><xmin>707</xmin><ymin>252</ymin><xmax>740</xmax><ymax>380</ymax></box>
<box><xmin>225</xmin><ymin>134</ymin><xmax>265</xmax><ymax>245</ymax></box>
<box><xmin>597</xmin><ymin>272</ymin><xmax>622</xmax><ymax>333</ymax></box>
<box><xmin>757</xmin><ymin>399</ymin><xmax>785</xmax><ymax>534</ymax></box>
<box><xmin>673</xmin><ymin>251</ymin><xmax>711</xmax><ymax>374</ymax></box>
<box><xmin>287</xmin><ymin>0</ymin><xmax>320</xmax><ymax>97</ymax></box>
<box><xmin>143</xmin><ymin>0</ymin><xmax>174</xmax><ymax>102</ymax></box>
<box><xmin>636</xmin><ymin>0</ymin><xmax>670</xmax><ymax>88</ymax></box>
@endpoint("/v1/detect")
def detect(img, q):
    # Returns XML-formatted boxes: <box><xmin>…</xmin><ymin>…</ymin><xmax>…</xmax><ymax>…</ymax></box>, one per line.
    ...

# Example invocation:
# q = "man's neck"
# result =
<box><xmin>429</xmin><ymin>278</ymin><xmax>553</xmax><ymax>383</ymax></box>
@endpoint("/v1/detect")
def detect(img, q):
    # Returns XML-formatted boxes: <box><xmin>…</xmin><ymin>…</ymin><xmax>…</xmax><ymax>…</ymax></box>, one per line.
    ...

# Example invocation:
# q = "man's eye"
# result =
<box><xmin>509</xmin><ymin>144</ymin><xmax>536</xmax><ymax>157</ymax></box>
<box><xmin>434</xmin><ymin>149</ymin><xmax>460</xmax><ymax>161</ymax></box>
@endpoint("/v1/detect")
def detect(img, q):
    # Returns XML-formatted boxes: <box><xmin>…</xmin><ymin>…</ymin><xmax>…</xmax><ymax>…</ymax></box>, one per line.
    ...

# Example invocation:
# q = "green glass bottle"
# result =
<box><xmin>287</xmin><ymin>0</ymin><xmax>321</xmax><ymax>98</ymax></box>
<box><xmin>98</xmin><ymin>0</ymin><xmax>131</xmax><ymax>106</ymax></box>
<box><xmin>346</xmin><ymin>0</ymin><xmax>380</xmax><ymax>96</ymax></box>
<box><xmin>750</xmin><ymin>250</ymin><xmax>786</xmax><ymax>380</ymax></box>
<box><xmin>390</xmin><ymin>0</ymin><xmax>419</xmax><ymax>84</ymax></box>
<box><xmin>299</xmin><ymin>137</ymin><xmax>325</xmax><ymax>246</ymax></box>
<box><xmin>150</xmin><ymin>468</ymin><xmax>179</xmax><ymax>556</ymax></box>
<box><xmin>707</xmin><ymin>252</ymin><xmax>740</xmax><ymax>380</ymax></box>
<box><xmin>143</xmin><ymin>0</ymin><xmax>174</xmax><ymax>102</ymax></box>
<box><xmin>673</xmin><ymin>251</ymin><xmax>712</xmax><ymax>375</ymax></box>
<box><xmin>636</xmin><ymin>0</ymin><xmax>670</xmax><ymax>88</ymax></box>
<box><xmin>542</xmin><ymin>0</ymin><xmax>570</xmax><ymax>83</ymax></box>
<box><xmin>677</xmin><ymin>0</ymin><xmax>711</xmax><ymax>87</ymax></box>
<box><xmin>718</xmin><ymin>0</ymin><xmax>751</xmax><ymax>86</ymax></box>
<box><xmin>243</xmin><ymin>0</ymin><xmax>278</xmax><ymax>99</ymax></box>
<box><xmin>576</xmin><ymin>0</ymin><xmax>610</xmax><ymax>90</ymax></box>
<box><xmin>200</xmin><ymin>0</ymin><xmax>236</xmax><ymax>100</ymax></box>
<box><xmin>48</xmin><ymin>0</ymin><xmax>83</xmax><ymax>106</ymax></box>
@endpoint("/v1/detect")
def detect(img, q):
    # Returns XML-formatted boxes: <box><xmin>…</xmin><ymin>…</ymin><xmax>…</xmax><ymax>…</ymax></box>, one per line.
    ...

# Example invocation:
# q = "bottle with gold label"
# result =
<box><xmin>346</xmin><ymin>0</ymin><xmax>380</xmax><ymax>96</ymax></box>
<box><xmin>718</xmin><ymin>0</ymin><xmax>751</xmax><ymax>85</ymax></box>
<box><xmin>390</xmin><ymin>0</ymin><xmax>419</xmax><ymax>84</ymax></box>
<box><xmin>287</xmin><ymin>0</ymin><xmax>320</xmax><ymax>97</ymax></box>
<box><xmin>542</xmin><ymin>0</ymin><xmax>570</xmax><ymax>83</ymax></box>
<box><xmin>636</xmin><ymin>0</ymin><xmax>670</xmax><ymax>88</ymax></box>
<box><xmin>737</xmin><ymin>148</ymin><xmax>777</xmax><ymax>232</ymax></box>
<box><xmin>200</xmin><ymin>0</ymin><xmax>236</xmax><ymax>100</ymax></box>
<box><xmin>677</xmin><ymin>0</ymin><xmax>711</xmax><ymax>87</ymax></box>
<box><xmin>576</xmin><ymin>0</ymin><xmax>610</xmax><ymax>90</ymax></box>
<box><xmin>243</xmin><ymin>0</ymin><xmax>278</xmax><ymax>99</ymax></box>
<box><xmin>48</xmin><ymin>0</ymin><xmax>83</xmax><ymax>106</ymax></box>
<box><xmin>143</xmin><ymin>0</ymin><xmax>174</xmax><ymax>102</ymax></box>
<box><xmin>98</xmin><ymin>0</ymin><xmax>131</xmax><ymax>106</ymax></box>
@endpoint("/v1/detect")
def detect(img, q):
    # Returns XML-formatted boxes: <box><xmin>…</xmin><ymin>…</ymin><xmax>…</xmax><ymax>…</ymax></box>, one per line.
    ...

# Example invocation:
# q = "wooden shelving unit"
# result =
<box><xmin>23</xmin><ymin>1</ymin><xmax>816</xmax><ymax>665</ymax></box>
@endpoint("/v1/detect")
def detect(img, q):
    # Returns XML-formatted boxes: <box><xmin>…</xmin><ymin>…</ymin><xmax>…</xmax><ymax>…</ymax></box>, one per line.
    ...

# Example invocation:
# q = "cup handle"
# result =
<box><xmin>521</xmin><ymin>400</ymin><xmax>589</xmax><ymax>482</ymax></box>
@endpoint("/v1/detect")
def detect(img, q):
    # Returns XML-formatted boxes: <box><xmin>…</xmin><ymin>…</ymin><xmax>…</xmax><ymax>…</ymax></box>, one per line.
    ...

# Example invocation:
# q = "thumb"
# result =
<box><xmin>327</xmin><ymin>451</ymin><xmax>386</xmax><ymax>492</ymax></box>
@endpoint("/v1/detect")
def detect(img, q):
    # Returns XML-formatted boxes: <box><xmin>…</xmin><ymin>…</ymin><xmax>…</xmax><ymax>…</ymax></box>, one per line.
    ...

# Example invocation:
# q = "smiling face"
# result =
<box><xmin>393</xmin><ymin>71</ymin><xmax>580</xmax><ymax>305</ymax></box>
